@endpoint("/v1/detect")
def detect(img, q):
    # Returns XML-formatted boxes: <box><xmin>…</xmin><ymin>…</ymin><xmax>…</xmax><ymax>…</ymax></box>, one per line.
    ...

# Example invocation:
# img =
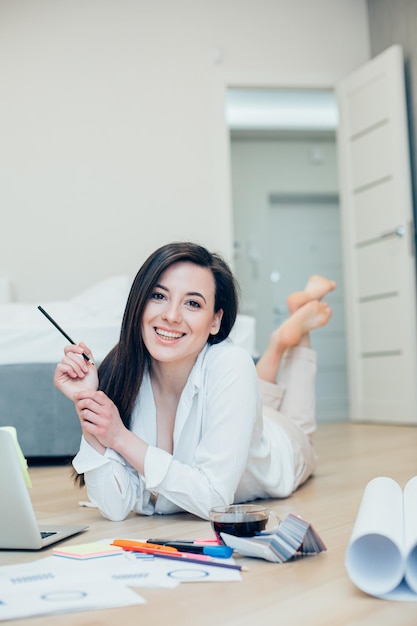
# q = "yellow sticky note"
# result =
<box><xmin>0</xmin><ymin>426</ymin><xmax>32</xmax><ymax>488</ymax></box>
<box><xmin>53</xmin><ymin>542</ymin><xmax>124</xmax><ymax>559</ymax></box>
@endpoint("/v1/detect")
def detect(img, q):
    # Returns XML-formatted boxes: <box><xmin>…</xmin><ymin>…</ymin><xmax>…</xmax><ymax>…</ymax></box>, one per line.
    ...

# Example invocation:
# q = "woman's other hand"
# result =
<box><xmin>73</xmin><ymin>389</ymin><xmax>126</xmax><ymax>452</ymax></box>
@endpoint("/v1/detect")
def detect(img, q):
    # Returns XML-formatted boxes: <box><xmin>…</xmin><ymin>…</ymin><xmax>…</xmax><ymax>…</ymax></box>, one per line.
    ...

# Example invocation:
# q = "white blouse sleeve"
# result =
<box><xmin>73</xmin><ymin>439</ymin><xmax>155</xmax><ymax>520</ymax></box>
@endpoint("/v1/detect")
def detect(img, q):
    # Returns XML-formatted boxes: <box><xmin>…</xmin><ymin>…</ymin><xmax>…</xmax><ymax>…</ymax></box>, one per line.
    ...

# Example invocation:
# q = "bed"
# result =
<box><xmin>0</xmin><ymin>277</ymin><xmax>257</xmax><ymax>457</ymax></box>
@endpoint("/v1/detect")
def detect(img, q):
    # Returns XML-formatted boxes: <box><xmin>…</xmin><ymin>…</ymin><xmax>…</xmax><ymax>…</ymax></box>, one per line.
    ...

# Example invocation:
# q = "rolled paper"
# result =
<box><xmin>404</xmin><ymin>476</ymin><xmax>417</xmax><ymax>593</ymax></box>
<box><xmin>345</xmin><ymin>477</ymin><xmax>404</xmax><ymax>597</ymax></box>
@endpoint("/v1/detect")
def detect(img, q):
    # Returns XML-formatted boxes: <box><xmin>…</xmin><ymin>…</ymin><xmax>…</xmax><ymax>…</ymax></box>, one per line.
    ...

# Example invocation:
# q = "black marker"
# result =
<box><xmin>146</xmin><ymin>540</ymin><xmax>232</xmax><ymax>558</ymax></box>
<box><xmin>37</xmin><ymin>305</ymin><xmax>95</xmax><ymax>365</ymax></box>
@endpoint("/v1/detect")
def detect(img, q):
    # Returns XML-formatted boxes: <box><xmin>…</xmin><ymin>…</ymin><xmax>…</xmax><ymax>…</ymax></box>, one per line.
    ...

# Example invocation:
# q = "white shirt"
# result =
<box><xmin>73</xmin><ymin>339</ymin><xmax>294</xmax><ymax>520</ymax></box>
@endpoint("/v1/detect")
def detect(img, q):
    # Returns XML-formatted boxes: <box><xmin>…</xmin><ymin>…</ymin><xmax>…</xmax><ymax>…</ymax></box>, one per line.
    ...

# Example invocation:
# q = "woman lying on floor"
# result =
<box><xmin>54</xmin><ymin>241</ymin><xmax>335</xmax><ymax>520</ymax></box>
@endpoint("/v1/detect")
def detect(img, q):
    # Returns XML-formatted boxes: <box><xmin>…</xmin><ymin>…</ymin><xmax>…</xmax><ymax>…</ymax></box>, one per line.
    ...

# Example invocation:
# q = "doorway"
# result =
<box><xmin>227</xmin><ymin>88</ymin><xmax>348</xmax><ymax>422</ymax></box>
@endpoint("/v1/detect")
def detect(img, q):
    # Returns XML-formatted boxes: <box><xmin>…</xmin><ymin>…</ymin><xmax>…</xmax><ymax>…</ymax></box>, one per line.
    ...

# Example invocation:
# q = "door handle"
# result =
<box><xmin>380</xmin><ymin>225</ymin><xmax>405</xmax><ymax>239</ymax></box>
<box><xmin>356</xmin><ymin>225</ymin><xmax>405</xmax><ymax>248</ymax></box>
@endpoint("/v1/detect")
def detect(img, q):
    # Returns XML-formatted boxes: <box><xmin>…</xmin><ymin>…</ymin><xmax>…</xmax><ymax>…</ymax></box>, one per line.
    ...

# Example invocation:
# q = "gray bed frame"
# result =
<box><xmin>0</xmin><ymin>363</ymin><xmax>82</xmax><ymax>457</ymax></box>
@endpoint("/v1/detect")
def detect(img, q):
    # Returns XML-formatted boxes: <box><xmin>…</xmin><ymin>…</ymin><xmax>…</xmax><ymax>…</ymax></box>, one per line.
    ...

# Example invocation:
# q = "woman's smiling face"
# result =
<box><xmin>141</xmin><ymin>261</ymin><xmax>223</xmax><ymax>367</ymax></box>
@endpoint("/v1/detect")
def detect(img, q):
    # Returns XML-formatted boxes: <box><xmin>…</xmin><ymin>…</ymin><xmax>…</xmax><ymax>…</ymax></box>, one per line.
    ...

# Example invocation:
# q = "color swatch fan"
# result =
<box><xmin>220</xmin><ymin>514</ymin><xmax>326</xmax><ymax>563</ymax></box>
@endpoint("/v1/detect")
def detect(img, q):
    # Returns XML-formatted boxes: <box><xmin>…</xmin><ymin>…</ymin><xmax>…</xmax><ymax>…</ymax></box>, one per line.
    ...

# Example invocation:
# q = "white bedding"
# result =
<box><xmin>0</xmin><ymin>277</ymin><xmax>257</xmax><ymax>365</ymax></box>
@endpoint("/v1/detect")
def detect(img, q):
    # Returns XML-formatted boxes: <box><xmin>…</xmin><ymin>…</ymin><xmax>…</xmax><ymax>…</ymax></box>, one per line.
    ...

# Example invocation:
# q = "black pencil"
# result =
<box><xmin>37</xmin><ymin>305</ymin><xmax>94</xmax><ymax>365</ymax></box>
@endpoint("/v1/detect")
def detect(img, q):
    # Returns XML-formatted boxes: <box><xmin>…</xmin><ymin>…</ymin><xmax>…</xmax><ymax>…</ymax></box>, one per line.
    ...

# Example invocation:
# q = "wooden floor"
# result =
<box><xmin>3</xmin><ymin>422</ymin><xmax>417</xmax><ymax>625</ymax></box>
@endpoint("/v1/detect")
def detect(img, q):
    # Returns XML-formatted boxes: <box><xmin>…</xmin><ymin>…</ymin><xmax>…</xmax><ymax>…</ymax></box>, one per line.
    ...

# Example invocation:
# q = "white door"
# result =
<box><xmin>337</xmin><ymin>44</ymin><xmax>417</xmax><ymax>424</ymax></box>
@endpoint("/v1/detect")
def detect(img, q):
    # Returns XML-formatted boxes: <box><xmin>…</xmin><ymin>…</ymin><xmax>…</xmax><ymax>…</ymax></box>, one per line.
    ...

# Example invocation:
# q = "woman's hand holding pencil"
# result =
<box><xmin>53</xmin><ymin>342</ymin><xmax>99</xmax><ymax>401</ymax></box>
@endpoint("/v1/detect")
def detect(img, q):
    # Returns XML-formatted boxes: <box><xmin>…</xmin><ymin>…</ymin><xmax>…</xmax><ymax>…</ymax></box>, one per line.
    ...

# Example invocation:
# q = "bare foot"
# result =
<box><xmin>256</xmin><ymin>300</ymin><xmax>332</xmax><ymax>382</ymax></box>
<box><xmin>287</xmin><ymin>275</ymin><xmax>336</xmax><ymax>314</ymax></box>
<box><xmin>277</xmin><ymin>300</ymin><xmax>332</xmax><ymax>350</ymax></box>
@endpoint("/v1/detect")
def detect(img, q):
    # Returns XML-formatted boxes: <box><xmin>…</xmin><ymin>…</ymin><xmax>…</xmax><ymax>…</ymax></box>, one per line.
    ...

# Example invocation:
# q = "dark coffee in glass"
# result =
<box><xmin>212</xmin><ymin>516</ymin><xmax>267</xmax><ymax>538</ymax></box>
<box><xmin>209</xmin><ymin>504</ymin><xmax>279</xmax><ymax>541</ymax></box>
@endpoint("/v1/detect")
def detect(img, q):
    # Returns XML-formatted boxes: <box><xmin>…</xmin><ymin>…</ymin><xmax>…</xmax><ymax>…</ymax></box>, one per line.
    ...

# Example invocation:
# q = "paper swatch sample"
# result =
<box><xmin>345</xmin><ymin>476</ymin><xmax>417</xmax><ymax>600</ymax></box>
<box><xmin>53</xmin><ymin>542</ymin><xmax>124</xmax><ymax>559</ymax></box>
<box><xmin>220</xmin><ymin>513</ymin><xmax>326</xmax><ymax>563</ymax></box>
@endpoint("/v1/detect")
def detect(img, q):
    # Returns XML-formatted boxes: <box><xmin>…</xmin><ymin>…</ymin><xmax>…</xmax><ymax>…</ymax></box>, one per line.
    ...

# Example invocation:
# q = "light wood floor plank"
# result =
<box><xmin>2</xmin><ymin>422</ymin><xmax>417</xmax><ymax>625</ymax></box>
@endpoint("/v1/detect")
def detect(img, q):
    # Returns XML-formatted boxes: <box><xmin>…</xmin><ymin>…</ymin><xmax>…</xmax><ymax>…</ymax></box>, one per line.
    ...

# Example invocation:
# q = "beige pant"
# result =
<box><xmin>258</xmin><ymin>345</ymin><xmax>318</xmax><ymax>491</ymax></box>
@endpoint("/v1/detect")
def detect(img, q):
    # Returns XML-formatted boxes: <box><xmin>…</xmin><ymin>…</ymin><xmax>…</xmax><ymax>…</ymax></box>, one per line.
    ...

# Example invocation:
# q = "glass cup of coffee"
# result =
<box><xmin>209</xmin><ymin>504</ymin><xmax>280</xmax><ymax>542</ymax></box>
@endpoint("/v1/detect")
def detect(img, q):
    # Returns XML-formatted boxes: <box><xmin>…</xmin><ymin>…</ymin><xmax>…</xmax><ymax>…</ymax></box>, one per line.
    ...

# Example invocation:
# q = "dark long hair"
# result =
<box><xmin>98</xmin><ymin>242</ymin><xmax>239</xmax><ymax>429</ymax></box>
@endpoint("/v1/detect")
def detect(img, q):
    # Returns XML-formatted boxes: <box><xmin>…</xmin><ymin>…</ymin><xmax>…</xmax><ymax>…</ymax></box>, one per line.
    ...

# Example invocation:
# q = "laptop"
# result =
<box><xmin>0</xmin><ymin>429</ymin><xmax>88</xmax><ymax>550</ymax></box>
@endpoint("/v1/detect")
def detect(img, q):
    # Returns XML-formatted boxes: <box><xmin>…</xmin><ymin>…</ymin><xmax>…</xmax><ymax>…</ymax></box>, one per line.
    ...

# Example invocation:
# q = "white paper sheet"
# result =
<box><xmin>0</xmin><ymin>542</ymin><xmax>241</xmax><ymax>620</ymax></box>
<box><xmin>0</xmin><ymin>570</ymin><xmax>144</xmax><ymax>621</ymax></box>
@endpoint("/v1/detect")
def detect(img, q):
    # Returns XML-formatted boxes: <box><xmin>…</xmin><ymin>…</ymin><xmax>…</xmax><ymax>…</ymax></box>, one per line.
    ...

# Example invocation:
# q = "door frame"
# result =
<box><xmin>217</xmin><ymin>74</ymin><xmax>350</xmax><ymax>420</ymax></box>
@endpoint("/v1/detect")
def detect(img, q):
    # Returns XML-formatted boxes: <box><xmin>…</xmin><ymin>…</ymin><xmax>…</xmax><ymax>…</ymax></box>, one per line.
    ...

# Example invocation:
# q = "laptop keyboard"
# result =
<box><xmin>41</xmin><ymin>531</ymin><xmax>57</xmax><ymax>539</ymax></box>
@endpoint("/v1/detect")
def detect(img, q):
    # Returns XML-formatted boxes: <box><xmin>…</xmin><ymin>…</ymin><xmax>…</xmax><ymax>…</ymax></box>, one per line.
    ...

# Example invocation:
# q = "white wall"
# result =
<box><xmin>0</xmin><ymin>0</ymin><xmax>370</xmax><ymax>302</ymax></box>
